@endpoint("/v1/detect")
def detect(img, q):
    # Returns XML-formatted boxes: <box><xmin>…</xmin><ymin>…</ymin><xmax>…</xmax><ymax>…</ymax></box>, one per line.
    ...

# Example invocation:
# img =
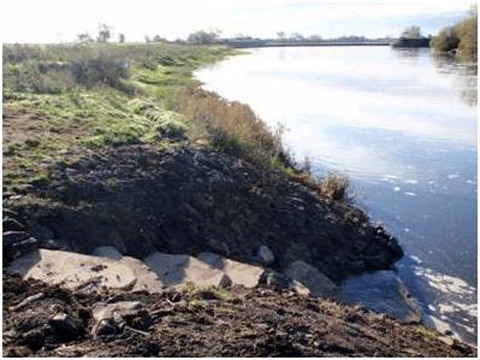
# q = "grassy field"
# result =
<box><xmin>3</xmin><ymin>41</ymin><xmax>348</xmax><ymax>201</ymax></box>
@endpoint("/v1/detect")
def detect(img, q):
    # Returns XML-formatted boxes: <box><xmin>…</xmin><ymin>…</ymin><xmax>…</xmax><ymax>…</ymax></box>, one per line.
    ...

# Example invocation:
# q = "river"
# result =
<box><xmin>195</xmin><ymin>46</ymin><xmax>477</xmax><ymax>344</ymax></box>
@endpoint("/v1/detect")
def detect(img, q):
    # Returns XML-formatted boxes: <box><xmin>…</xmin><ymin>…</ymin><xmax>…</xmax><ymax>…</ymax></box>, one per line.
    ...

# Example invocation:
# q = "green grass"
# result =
<box><xmin>416</xmin><ymin>325</ymin><xmax>439</xmax><ymax>341</ymax></box>
<box><xmin>3</xmin><ymin>41</ymin><xmax>335</xmax><ymax>203</ymax></box>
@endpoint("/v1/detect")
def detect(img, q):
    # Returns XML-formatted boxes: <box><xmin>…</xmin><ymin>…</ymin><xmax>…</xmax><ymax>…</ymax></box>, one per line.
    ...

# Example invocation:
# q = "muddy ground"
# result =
<box><xmin>3</xmin><ymin>274</ymin><xmax>476</xmax><ymax>357</ymax></box>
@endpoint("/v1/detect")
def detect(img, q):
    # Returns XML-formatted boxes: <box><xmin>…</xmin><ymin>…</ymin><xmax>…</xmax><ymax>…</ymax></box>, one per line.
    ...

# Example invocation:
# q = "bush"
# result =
<box><xmin>319</xmin><ymin>174</ymin><xmax>350</xmax><ymax>201</ymax></box>
<box><xmin>430</xmin><ymin>27</ymin><xmax>460</xmax><ymax>53</ymax></box>
<box><xmin>431</xmin><ymin>8</ymin><xmax>477</xmax><ymax>60</ymax></box>
<box><xmin>70</xmin><ymin>57</ymin><xmax>130</xmax><ymax>89</ymax></box>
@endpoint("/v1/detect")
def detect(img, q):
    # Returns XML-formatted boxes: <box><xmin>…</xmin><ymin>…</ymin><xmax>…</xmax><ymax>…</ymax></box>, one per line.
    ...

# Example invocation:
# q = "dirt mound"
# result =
<box><xmin>5</xmin><ymin>144</ymin><xmax>402</xmax><ymax>283</ymax></box>
<box><xmin>3</xmin><ymin>274</ymin><xmax>475</xmax><ymax>357</ymax></box>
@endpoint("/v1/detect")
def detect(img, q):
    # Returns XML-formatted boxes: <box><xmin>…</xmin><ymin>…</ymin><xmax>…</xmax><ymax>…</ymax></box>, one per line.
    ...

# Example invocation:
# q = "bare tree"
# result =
<box><xmin>77</xmin><ymin>33</ymin><xmax>94</xmax><ymax>44</ymax></box>
<box><xmin>97</xmin><ymin>23</ymin><xmax>112</xmax><ymax>43</ymax></box>
<box><xmin>119</xmin><ymin>33</ymin><xmax>125</xmax><ymax>43</ymax></box>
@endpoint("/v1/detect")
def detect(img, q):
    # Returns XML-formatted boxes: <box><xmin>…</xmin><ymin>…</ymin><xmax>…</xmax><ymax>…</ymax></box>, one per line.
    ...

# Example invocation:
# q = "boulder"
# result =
<box><xmin>257</xmin><ymin>245</ymin><xmax>275</xmax><ymax>265</ymax></box>
<box><xmin>286</xmin><ymin>260</ymin><xmax>339</xmax><ymax>297</ymax></box>
<box><xmin>339</xmin><ymin>270</ymin><xmax>423</xmax><ymax>324</ymax></box>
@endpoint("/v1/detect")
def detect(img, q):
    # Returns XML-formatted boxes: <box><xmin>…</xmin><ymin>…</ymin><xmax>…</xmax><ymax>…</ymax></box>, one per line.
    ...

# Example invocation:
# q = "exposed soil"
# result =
<box><xmin>4</xmin><ymin>144</ymin><xmax>402</xmax><ymax>283</ymax></box>
<box><xmin>3</xmin><ymin>274</ymin><xmax>476</xmax><ymax>357</ymax></box>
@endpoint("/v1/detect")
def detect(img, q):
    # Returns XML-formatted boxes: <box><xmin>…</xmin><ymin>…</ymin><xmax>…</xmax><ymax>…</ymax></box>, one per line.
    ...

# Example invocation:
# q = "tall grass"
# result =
<box><xmin>178</xmin><ymin>87</ymin><xmax>289</xmax><ymax>165</ymax></box>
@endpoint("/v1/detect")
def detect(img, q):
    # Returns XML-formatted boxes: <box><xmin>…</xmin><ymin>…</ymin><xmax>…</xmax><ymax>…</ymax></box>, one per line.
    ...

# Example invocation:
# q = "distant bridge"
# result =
<box><xmin>225</xmin><ymin>40</ymin><xmax>393</xmax><ymax>48</ymax></box>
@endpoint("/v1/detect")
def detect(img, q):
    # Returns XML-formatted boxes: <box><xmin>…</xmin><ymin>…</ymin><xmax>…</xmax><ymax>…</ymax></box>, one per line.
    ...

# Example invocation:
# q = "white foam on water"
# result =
<box><xmin>447</xmin><ymin>174</ymin><xmax>460</xmax><ymax>179</ymax></box>
<box><xmin>409</xmin><ymin>255</ymin><xmax>422</xmax><ymax>264</ymax></box>
<box><xmin>404</xmin><ymin>179</ymin><xmax>418</xmax><ymax>184</ymax></box>
<box><xmin>404</xmin><ymin>192</ymin><xmax>416</xmax><ymax>196</ymax></box>
<box><xmin>414</xmin><ymin>266</ymin><xmax>476</xmax><ymax>297</ymax></box>
<box><xmin>394</xmin><ymin>186</ymin><xmax>401</xmax><ymax>192</ymax></box>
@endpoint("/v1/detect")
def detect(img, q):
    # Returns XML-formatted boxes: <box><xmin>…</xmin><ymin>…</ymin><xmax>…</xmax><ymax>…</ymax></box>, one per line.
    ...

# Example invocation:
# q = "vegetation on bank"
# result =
<box><xmin>3</xmin><ymin>42</ymin><xmax>349</xmax><ymax>202</ymax></box>
<box><xmin>430</xmin><ymin>5</ymin><xmax>477</xmax><ymax>61</ymax></box>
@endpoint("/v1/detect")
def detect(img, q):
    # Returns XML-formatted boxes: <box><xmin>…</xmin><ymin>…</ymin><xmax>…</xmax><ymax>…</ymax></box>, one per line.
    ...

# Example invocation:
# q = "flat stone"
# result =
<box><xmin>6</xmin><ymin>249</ymin><xmax>137</xmax><ymax>291</ymax></box>
<box><xmin>145</xmin><ymin>251</ymin><xmax>265</xmax><ymax>289</ymax></box>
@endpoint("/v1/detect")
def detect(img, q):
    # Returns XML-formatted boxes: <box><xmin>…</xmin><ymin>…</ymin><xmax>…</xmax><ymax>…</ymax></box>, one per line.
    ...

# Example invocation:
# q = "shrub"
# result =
<box><xmin>431</xmin><ymin>8</ymin><xmax>477</xmax><ymax>60</ymax></box>
<box><xmin>430</xmin><ymin>27</ymin><xmax>460</xmax><ymax>54</ymax></box>
<box><xmin>319</xmin><ymin>174</ymin><xmax>350</xmax><ymax>201</ymax></box>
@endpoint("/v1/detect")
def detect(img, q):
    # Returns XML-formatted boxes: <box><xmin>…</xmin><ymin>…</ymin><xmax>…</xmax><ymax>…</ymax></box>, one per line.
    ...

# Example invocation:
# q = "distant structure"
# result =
<box><xmin>391</xmin><ymin>37</ymin><xmax>431</xmax><ymax>48</ymax></box>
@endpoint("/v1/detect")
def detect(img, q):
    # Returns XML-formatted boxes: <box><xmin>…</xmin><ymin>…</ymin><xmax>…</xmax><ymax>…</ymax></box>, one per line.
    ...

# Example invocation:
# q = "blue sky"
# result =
<box><xmin>1</xmin><ymin>0</ymin><xmax>473</xmax><ymax>43</ymax></box>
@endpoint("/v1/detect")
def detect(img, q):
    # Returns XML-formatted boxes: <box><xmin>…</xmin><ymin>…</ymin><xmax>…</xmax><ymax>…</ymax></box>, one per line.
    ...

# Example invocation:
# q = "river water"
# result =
<box><xmin>195</xmin><ymin>46</ymin><xmax>477</xmax><ymax>344</ymax></box>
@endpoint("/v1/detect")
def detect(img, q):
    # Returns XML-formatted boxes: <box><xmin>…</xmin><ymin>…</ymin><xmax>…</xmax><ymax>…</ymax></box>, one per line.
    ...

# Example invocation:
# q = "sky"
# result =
<box><xmin>1</xmin><ymin>0</ymin><xmax>474</xmax><ymax>43</ymax></box>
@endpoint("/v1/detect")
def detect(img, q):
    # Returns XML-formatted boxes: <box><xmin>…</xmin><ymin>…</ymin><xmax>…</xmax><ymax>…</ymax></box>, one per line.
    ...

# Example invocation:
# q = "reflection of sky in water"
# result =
<box><xmin>196</xmin><ymin>46</ymin><xmax>477</xmax><ymax>343</ymax></box>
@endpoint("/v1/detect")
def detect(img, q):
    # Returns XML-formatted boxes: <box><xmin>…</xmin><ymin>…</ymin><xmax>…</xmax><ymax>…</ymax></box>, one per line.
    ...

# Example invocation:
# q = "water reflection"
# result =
<box><xmin>431</xmin><ymin>56</ymin><xmax>477</xmax><ymax>106</ymax></box>
<box><xmin>195</xmin><ymin>46</ymin><xmax>477</xmax><ymax>343</ymax></box>
<box><xmin>393</xmin><ymin>48</ymin><xmax>422</xmax><ymax>59</ymax></box>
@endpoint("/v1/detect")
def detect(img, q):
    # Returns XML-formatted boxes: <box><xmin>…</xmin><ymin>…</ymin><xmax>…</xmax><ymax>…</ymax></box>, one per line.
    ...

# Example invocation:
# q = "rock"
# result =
<box><xmin>339</xmin><ymin>270</ymin><xmax>423</xmax><ymax>324</ymax></box>
<box><xmin>437</xmin><ymin>335</ymin><xmax>455</xmax><ymax>347</ymax></box>
<box><xmin>3</xmin><ymin>192</ymin><xmax>15</xmax><ymax>199</ymax></box>
<box><xmin>9</xmin><ymin>292</ymin><xmax>45</xmax><ymax>312</ymax></box>
<box><xmin>3</xmin><ymin>217</ymin><xmax>25</xmax><ymax>231</ymax></box>
<box><xmin>4</xmin><ymin>237</ymin><xmax>38</xmax><ymax>263</ymax></box>
<box><xmin>3</xmin><ymin>231</ymin><xmax>31</xmax><ymax>246</ymax></box>
<box><xmin>94</xmin><ymin>319</ymin><xmax>117</xmax><ymax>337</ymax></box>
<box><xmin>20</xmin><ymin>324</ymin><xmax>54</xmax><ymax>350</ymax></box>
<box><xmin>286</xmin><ymin>260</ymin><xmax>339</xmax><ymax>297</ymax></box>
<box><xmin>91</xmin><ymin>301</ymin><xmax>151</xmax><ymax>336</ymax></box>
<box><xmin>291</xmin><ymin>280</ymin><xmax>311</xmax><ymax>297</ymax></box>
<box><xmin>258</xmin><ymin>269</ymin><xmax>291</xmax><ymax>290</ymax></box>
<box><xmin>6</xmin><ymin>249</ymin><xmax>137</xmax><ymax>291</ymax></box>
<box><xmin>218</xmin><ymin>274</ymin><xmax>232</xmax><ymax>289</ymax></box>
<box><xmin>257</xmin><ymin>245</ymin><xmax>275</xmax><ymax>265</ymax></box>
<box><xmin>49</xmin><ymin>313</ymin><xmax>83</xmax><ymax>340</ymax></box>
<box><xmin>3</xmin><ymin>208</ymin><xmax>19</xmax><ymax>217</ymax></box>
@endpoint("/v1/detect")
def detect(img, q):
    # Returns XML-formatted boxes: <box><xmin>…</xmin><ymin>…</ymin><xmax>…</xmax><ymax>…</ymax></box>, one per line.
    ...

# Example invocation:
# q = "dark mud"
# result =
<box><xmin>3</xmin><ymin>274</ymin><xmax>476</xmax><ymax>357</ymax></box>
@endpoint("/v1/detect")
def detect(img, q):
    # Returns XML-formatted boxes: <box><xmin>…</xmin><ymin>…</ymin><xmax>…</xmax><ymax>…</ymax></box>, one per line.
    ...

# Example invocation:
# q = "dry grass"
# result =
<box><xmin>179</xmin><ymin>87</ymin><xmax>289</xmax><ymax>166</ymax></box>
<box><xmin>319</xmin><ymin>174</ymin><xmax>350</xmax><ymax>201</ymax></box>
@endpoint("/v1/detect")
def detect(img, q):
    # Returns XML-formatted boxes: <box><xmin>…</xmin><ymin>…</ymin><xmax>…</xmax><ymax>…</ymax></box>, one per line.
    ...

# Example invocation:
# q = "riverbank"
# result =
<box><xmin>3</xmin><ymin>272</ymin><xmax>476</xmax><ymax>357</ymax></box>
<box><xmin>2</xmin><ymin>42</ymin><xmax>475</xmax><ymax>355</ymax></box>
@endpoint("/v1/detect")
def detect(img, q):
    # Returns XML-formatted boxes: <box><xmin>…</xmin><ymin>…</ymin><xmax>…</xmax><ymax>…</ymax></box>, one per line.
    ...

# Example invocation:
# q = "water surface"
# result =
<box><xmin>196</xmin><ymin>46</ymin><xmax>477</xmax><ymax>343</ymax></box>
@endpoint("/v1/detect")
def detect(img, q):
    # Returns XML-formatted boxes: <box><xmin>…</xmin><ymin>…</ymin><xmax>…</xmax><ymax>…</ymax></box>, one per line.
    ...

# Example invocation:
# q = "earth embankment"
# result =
<box><xmin>4</xmin><ymin>144</ymin><xmax>403</xmax><ymax>283</ymax></box>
